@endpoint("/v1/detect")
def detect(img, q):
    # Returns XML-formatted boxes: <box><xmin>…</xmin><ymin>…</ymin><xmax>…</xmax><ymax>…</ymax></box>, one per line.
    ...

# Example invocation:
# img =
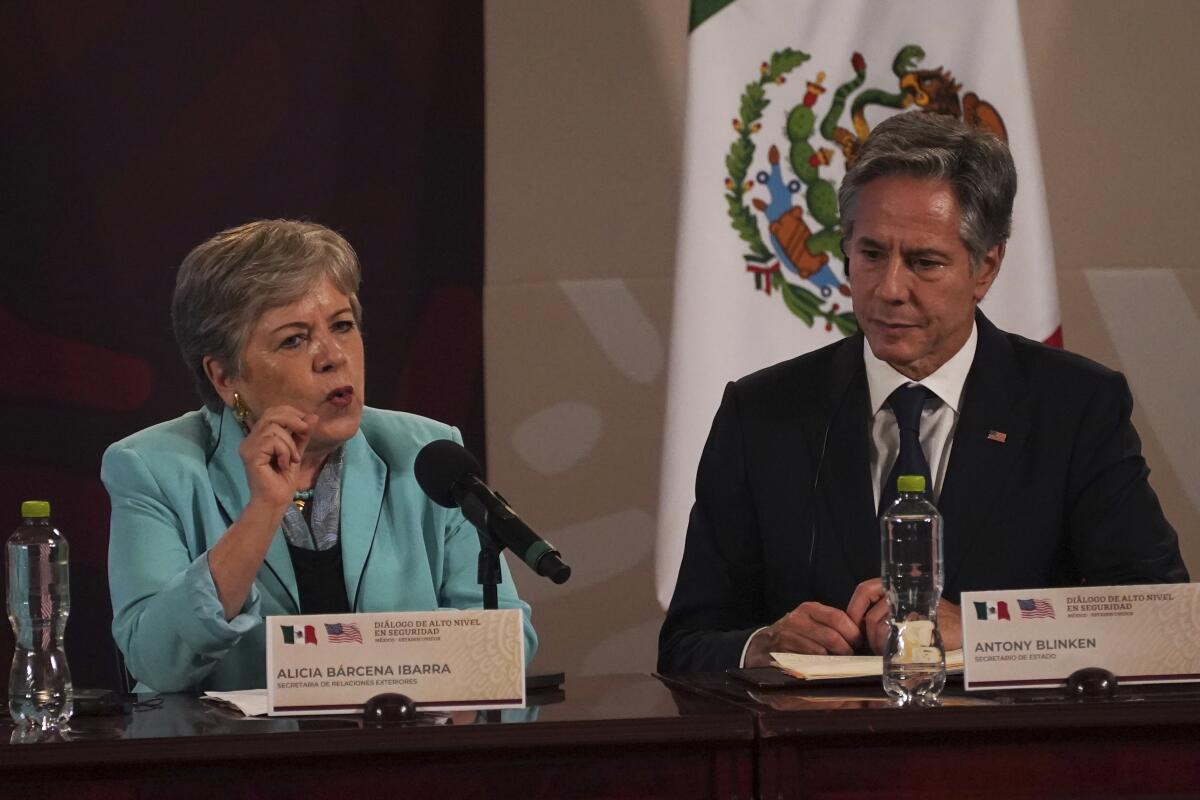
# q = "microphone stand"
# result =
<box><xmin>472</xmin><ymin>523</ymin><xmax>504</xmax><ymax>724</ymax></box>
<box><xmin>475</xmin><ymin>526</ymin><xmax>503</xmax><ymax>613</ymax></box>
<box><xmin>454</xmin><ymin>487</ymin><xmax>505</xmax><ymax>612</ymax></box>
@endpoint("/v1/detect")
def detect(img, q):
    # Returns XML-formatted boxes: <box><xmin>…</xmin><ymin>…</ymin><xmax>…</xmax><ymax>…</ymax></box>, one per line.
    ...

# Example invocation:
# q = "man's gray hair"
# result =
<box><xmin>172</xmin><ymin>219</ymin><xmax>363</xmax><ymax>411</ymax></box>
<box><xmin>838</xmin><ymin>111</ymin><xmax>1016</xmax><ymax>268</ymax></box>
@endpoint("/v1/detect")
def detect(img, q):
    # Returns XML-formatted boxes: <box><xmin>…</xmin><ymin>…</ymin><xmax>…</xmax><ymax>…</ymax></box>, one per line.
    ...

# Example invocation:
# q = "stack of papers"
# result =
<box><xmin>202</xmin><ymin>689</ymin><xmax>269</xmax><ymax>716</ymax></box>
<box><xmin>772</xmin><ymin>649</ymin><xmax>965</xmax><ymax>680</ymax></box>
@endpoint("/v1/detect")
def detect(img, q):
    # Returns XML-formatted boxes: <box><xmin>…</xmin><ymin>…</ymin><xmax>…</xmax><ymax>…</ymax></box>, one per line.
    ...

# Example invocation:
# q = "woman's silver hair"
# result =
<box><xmin>838</xmin><ymin>111</ymin><xmax>1016</xmax><ymax>270</ymax></box>
<box><xmin>172</xmin><ymin>219</ymin><xmax>363</xmax><ymax>411</ymax></box>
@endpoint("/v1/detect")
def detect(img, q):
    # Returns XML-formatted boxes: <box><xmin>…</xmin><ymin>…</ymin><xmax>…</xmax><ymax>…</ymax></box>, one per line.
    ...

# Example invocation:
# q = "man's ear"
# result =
<box><xmin>203</xmin><ymin>356</ymin><xmax>238</xmax><ymax>408</ymax></box>
<box><xmin>973</xmin><ymin>241</ymin><xmax>1005</xmax><ymax>303</ymax></box>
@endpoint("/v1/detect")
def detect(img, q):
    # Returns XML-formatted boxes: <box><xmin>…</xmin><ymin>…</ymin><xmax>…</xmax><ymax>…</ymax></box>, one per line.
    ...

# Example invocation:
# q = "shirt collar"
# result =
<box><xmin>863</xmin><ymin>321</ymin><xmax>978</xmax><ymax>415</ymax></box>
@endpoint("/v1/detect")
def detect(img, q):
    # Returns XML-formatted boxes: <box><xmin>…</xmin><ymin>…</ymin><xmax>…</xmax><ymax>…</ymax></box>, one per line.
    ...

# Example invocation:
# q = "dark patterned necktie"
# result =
<box><xmin>878</xmin><ymin>384</ymin><xmax>933</xmax><ymax>516</ymax></box>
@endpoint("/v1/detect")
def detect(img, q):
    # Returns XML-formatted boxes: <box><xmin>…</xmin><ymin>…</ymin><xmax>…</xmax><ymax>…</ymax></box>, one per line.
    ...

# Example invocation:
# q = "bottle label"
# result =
<box><xmin>893</xmin><ymin>619</ymin><xmax>941</xmax><ymax>664</ymax></box>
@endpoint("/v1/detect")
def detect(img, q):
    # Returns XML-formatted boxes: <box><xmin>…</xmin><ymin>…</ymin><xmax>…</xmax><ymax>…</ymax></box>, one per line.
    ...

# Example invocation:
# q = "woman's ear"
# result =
<box><xmin>203</xmin><ymin>356</ymin><xmax>237</xmax><ymax>408</ymax></box>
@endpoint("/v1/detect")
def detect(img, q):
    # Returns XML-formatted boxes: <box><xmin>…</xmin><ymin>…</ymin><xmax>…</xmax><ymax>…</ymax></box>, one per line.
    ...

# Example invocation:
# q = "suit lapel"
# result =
<box><xmin>939</xmin><ymin>312</ymin><xmax>1031</xmax><ymax>587</ymax></box>
<box><xmin>816</xmin><ymin>336</ymin><xmax>879</xmax><ymax>587</ymax></box>
<box><xmin>338</xmin><ymin>429</ymin><xmax>387</xmax><ymax>611</ymax></box>
<box><xmin>206</xmin><ymin>406</ymin><xmax>299</xmax><ymax>612</ymax></box>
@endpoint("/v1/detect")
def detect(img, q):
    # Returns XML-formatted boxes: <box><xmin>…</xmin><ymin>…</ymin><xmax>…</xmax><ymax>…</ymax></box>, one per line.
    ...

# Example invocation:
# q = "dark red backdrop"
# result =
<box><xmin>0</xmin><ymin>2</ymin><xmax>485</xmax><ymax>689</ymax></box>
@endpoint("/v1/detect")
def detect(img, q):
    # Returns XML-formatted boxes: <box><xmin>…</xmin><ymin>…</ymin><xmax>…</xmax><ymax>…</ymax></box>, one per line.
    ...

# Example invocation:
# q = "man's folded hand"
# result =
<box><xmin>743</xmin><ymin>602</ymin><xmax>864</xmax><ymax>667</ymax></box>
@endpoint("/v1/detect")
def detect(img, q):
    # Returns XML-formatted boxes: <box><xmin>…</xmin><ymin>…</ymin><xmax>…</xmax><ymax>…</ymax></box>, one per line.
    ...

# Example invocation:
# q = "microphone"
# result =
<box><xmin>414</xmin><ymin>439</ymin><xmax>571</xmax><ymax>585</ymax></box>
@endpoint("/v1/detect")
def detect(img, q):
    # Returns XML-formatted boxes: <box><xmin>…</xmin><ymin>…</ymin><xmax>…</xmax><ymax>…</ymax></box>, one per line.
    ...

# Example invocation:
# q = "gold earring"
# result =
<box><xmin>231</xmin><ymin>392</ymin><xmax>251</xmax><ymax>423</ymax></box>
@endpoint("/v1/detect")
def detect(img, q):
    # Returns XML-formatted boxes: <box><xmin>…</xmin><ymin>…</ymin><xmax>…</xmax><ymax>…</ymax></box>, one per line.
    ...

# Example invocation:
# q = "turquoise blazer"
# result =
<box><xmin>103</xmin><ymin>405</ymin><xmax>536</xmax><ymax>692</ymax></box>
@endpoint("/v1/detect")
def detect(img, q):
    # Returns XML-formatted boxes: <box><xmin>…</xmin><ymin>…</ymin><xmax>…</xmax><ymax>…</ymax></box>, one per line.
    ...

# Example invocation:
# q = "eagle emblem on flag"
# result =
<box><xmin>724</xmin><ymin>44</ymin><xmax>1007</xmax><ymax>332</ymax></box>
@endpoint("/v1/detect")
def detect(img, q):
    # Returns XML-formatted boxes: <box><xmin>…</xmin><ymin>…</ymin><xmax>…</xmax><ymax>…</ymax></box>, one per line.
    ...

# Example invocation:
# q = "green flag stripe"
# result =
<box><xmin>689</xmin><ymin>0</ymin><xmax>737</xmax><ymax>33</ymax></box>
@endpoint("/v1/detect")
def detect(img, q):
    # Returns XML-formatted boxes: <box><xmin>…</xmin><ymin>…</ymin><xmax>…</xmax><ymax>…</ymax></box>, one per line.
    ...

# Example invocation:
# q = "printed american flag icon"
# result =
<box><xmin>986</xmin><ymin>430</ymin><xmax>1008</xmax><ymax>443</ymax></box>
<box><xmin>1017</xmin><ymin>598</ymin><xmax>1056</xmax><ymax>619</ymax></box>
<box><xmin>324</xmin><ymin>622</ymin><xmax>364</xmax><ymax>643</ymax></box>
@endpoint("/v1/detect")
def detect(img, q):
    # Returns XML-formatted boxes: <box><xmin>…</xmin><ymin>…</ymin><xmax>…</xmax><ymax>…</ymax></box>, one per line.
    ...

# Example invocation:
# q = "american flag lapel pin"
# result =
<box><xmin>986</xmin><ymin>430</ymin><xmax>1007</xmax><ymax>443</ymax></box>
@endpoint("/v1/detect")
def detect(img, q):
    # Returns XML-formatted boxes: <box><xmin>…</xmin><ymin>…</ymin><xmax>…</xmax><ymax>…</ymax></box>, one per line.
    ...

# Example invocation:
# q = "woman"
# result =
<box><xmin>103</xmin><ymin>220</ymin><xmax>536</xmax><ymax>692</ymax></box>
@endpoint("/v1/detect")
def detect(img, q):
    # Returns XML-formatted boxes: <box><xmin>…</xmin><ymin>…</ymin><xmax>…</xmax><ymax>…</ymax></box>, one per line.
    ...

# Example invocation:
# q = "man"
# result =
<box><xmin>658</xmin><ymin>111</ymin><xmax>1188</xmax><ymax>674</ymax></box>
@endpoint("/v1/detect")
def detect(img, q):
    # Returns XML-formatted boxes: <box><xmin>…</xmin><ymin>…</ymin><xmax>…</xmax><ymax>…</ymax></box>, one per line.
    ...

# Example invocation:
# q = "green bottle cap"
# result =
<box><xmin>20</xmin><ymin>501</ymin><xmax>51</xmax><ymax>519</ymax></box>
<box><xmin>896</xmin><ymin>475</ymin><xmax>926</xmax><ymax>494</ymax></box>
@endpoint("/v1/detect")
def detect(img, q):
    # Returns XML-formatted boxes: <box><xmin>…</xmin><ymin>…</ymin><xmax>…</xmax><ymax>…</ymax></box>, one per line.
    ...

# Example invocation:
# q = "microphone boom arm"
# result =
<box><xmin>452</xmin><ymin>477</ymin><xmax>571</xmax><ymax>585</ymax></box>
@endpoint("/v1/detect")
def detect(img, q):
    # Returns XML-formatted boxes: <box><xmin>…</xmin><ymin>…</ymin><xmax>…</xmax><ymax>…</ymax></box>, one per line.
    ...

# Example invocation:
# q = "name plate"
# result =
<box><xmin>961</xmin><ymin>583</ymin><xmax>1200</xmax><ymax>690</ymax></box>
<box><xmin>265</xmin><ymin>609</ymin><xmax>525</xmax><ymax>715</ymax></box>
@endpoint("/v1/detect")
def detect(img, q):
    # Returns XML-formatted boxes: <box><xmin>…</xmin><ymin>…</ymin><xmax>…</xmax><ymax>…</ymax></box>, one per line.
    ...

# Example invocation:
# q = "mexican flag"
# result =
<box><xmin>974</xmin><ymin>601</ymin><xmax>1012</xmax><ymax>621</ymax></box>
<box><xmin>281</xmin><ymin>624</ymin><xmax>318</xmax><ymax>645</ymax></box>
<box><xmin>656</xmin><ymin>0</ymin><xmax>1060</xmax><ymax>606</ymax></box>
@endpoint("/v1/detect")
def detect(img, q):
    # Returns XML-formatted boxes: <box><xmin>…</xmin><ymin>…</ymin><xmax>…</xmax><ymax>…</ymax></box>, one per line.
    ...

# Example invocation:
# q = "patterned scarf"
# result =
<box><xmin>280</xmin><ymin>448</ymin><xmax>344</xmax><ymax>551</ymax></box>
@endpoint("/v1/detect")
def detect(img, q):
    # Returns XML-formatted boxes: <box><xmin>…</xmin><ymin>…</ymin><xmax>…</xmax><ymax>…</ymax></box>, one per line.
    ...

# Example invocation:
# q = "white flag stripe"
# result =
<box><xmin>656</xmin><ymin>0</ymin><xmax>1060</xmax><ymax>606</ymax></box>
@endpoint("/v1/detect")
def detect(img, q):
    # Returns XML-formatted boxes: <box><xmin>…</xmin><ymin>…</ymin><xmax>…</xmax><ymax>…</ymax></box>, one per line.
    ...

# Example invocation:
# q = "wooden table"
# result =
<box><xmin>0</xmin><ymin>674</ymin><xmax>755</xmax><ymax>800</ymax></box>
<box><xmin>661</xmin><ymin>673</ymin><xmax>1200</xmax><ymax>799</ymax></box>
<box><xmin>7</xmin><ymin>673</ymin><xmax>1200</xmax><ymax>799</ymax></box>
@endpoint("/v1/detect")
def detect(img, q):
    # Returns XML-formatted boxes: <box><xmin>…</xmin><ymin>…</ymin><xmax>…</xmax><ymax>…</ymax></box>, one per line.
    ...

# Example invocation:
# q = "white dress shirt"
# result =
<box><xmin>864</xmin><ymin>322</ymin><xmax>978</xmax><ymax>508</ymax></box>
<box><xmin>739</xmin><ymin>323</ymin><xmax>979</xmax><ymax>667</ymax></box>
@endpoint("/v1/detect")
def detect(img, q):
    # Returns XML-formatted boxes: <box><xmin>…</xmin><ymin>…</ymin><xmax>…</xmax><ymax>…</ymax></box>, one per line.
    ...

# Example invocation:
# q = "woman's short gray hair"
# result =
<box><xmin>172</xmin><ymin>219</ymin><xmax>363</xmax><ymax>411</ymax></box>
<box><xmin>838</xmin><ymin>111</ymin><xmax>1016</xmax><ymax>270</ymax></box>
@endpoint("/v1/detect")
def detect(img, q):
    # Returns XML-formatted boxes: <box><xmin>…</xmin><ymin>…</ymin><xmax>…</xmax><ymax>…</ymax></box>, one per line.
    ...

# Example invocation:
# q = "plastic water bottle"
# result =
<box><xmin>7</xmin><ymin>501</ymin><xmax>73</xmax><ymax>730</ymax></box>
<box><xmin>880</xmin><ymin>475</ymin><xmax>945</xmax><ymax>706</ymax></box>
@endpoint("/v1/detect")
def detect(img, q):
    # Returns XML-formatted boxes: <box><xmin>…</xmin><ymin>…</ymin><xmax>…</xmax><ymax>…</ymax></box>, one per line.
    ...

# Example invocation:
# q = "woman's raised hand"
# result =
<box><xmin>209</xmin><ymin>406</ymin><xmax>318</xmax><ymax>620</ymax></box>
<box><xmin>238</xmin><ymin>405</ymin><xmax>319</xmax><ymax>509</ymax></box>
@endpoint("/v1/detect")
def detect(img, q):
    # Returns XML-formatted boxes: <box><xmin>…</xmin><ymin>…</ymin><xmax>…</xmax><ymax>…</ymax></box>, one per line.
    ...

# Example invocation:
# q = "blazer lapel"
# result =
<box><xmin>816</xmin><ymin>336</ymin><xmax>879</xmax><ymax>588</ymax></box>
<box><xmin>338</xmin><ymin>429</ymin><xmax>387</xmax><ymax>611</ymax></box>
<box><xmin>939</xmin><ymin>312</ymin><xmax>1031</xmax><ymax>587</ymax></box>
<box><xmin>206</xmin><ymin>406</ymin><xmax>299</xmax><ymax>612</ymax></box>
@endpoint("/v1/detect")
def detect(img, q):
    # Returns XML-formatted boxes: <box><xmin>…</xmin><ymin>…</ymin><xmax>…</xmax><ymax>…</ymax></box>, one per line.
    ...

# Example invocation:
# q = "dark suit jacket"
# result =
<box><xmin>658</xmin><ymin>312</ymin><xmax>1189</xmax><ymax>673</ymax></box>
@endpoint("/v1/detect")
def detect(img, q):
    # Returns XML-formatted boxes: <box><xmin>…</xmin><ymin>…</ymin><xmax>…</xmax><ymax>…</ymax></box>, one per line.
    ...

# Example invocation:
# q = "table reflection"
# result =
<box><xmin>4</xmin><ymin>676</ymin><xmax>691</xmax><ymax>745</ymax></box>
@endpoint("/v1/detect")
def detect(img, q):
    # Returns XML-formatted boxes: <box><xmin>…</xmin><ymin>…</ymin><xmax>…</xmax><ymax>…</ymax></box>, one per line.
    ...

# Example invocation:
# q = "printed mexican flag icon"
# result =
<box><xmin>281</xmin><ymin>624</ymin><xmax>318</xmax><ymax>645</ymax></box>
<box><xmin>974</xmin><ymin>601</ymin><xmax>1012</xmax><ymax>621</ymax></box>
